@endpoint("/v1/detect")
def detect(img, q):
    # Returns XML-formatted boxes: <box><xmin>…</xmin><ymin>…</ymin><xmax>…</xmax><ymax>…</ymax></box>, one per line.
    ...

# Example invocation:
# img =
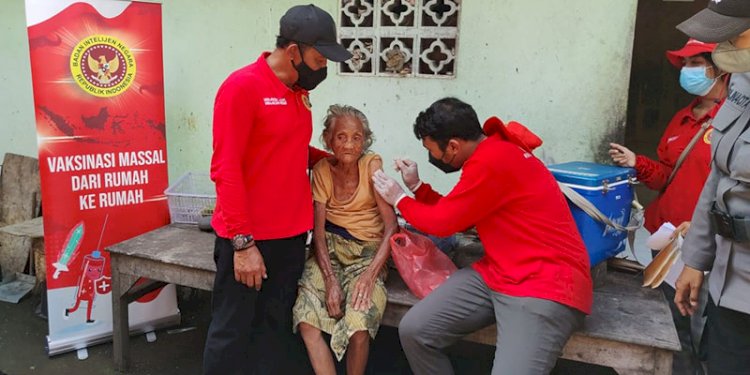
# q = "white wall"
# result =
<box><xmin>0</xmin><ymin>0</ymin><xmax>37</xmax><ymax>159</ymax></box>
<box><xmin>1</xmin><ymin>0</ymin><xmax>638</xmax><ymax>193</ymax></box>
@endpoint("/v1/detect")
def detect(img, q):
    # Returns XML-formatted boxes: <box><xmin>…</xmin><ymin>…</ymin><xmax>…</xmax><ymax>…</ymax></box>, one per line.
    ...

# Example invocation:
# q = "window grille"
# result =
<box><xmin>338</xmin><ymin>0</ymin><xmax>460</xmax><ymax>78</ymax></box>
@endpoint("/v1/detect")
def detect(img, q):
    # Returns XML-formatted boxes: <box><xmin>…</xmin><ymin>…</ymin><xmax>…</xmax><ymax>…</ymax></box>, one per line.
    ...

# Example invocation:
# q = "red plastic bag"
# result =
<box><xmin>390</xmin><ymin>228</ymin><xmax>458</xmax><ymax>299</ymax></box>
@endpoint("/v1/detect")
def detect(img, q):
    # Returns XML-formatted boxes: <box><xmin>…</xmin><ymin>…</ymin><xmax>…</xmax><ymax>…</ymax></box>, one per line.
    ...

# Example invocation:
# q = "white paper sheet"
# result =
<box><xmin>646</xmin><ymin>222</ymin><xmax>676</xmax><ymax>250</ymax></box>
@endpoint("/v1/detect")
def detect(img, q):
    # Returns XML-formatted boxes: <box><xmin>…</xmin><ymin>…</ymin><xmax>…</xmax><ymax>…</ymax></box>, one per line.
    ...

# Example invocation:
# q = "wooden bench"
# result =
<box><xmin>108</xmin><ymin>224</ymin><xmax>680</xmax><ymax>374</ymax></box>
<box><xmin>383</xmin><ymin>271</ymin><xmax>680</xmax><ymax>375</ymax></box>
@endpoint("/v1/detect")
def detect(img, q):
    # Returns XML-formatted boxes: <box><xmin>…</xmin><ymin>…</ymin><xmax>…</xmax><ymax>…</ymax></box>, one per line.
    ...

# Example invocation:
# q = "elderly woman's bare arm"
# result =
<box><xmin>352</xmin><ymin>158</ymin><xmax>399</xmax><ymax>312</ymax></box>
<box><xmin>312</xmin><ymin>201</ymin><xmax>345</xmax><ymax>319</ymax></box>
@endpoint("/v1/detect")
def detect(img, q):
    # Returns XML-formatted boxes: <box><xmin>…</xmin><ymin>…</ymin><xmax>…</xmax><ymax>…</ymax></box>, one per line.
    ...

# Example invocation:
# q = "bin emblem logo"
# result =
<box><xmin>70</xmin><ymin>34</ymin><xmax>136</xmax><ymax>98</ymax></box>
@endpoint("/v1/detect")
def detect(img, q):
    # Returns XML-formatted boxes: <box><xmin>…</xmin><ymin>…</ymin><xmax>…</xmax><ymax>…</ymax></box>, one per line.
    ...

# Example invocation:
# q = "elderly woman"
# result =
<box><xmin>293</xmin><ymin>105</ymin><xmax>398</xmax><ymax>375</ymax></box>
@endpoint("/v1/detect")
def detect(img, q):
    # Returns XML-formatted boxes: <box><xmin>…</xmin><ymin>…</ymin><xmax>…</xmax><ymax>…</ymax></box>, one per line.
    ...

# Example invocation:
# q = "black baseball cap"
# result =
<box><xmin>677</xmin><ymin>0</ymin><xmax>750</xmax><ymax>43</ymax></box>
<box><xmin>280</xmin><ymin>4</ymin><xmax>353</xmax><ymax>62</ymax></box>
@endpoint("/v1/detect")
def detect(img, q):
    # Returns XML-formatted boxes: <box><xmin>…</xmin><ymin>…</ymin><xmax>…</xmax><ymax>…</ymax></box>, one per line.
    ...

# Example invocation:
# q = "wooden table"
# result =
<box><xmin>0</xmin><ymin>216</ymin><xmax>44</xmax><ymax>285</ymax></box>
<box><xmin>108</xmin><ymin>224</ymin><xmax>215</xmax><ymax>372</ymax></box>
<box><xmin>108</xmin><ymin>224</ymin><xmax>680</xmax><ymax>374</ymax></box>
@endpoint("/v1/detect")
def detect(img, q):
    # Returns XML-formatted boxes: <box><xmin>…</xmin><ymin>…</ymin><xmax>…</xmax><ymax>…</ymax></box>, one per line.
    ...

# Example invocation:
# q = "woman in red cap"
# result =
<box><xmin>609</xmin><ymin>39</ymin><xmax>727</xmax><ymax>375</ymax></box>
<box><xmin>610</xmin><ymin>39</ymin><xmax>726</xmax><ymax>235</ymax></box>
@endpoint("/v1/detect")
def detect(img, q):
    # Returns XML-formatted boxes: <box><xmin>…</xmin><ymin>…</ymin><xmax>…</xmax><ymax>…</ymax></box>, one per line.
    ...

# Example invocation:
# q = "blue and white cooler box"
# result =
<box><xmin>548</xmin><ymin>162</ymin><xmax>637</xmax><ymax>266</ymax></box>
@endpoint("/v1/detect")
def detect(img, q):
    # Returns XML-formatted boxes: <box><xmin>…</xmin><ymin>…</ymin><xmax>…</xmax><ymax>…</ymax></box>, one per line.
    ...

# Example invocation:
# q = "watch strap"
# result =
<box><xmin>232</xmin><ymin>234</ymin><xmax>255</xmax><ymax>251</ymax></box>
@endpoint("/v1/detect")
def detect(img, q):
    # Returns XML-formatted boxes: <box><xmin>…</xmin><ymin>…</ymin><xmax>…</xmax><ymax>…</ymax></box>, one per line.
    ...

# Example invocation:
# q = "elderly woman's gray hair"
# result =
<box><xmin>320</xmin><ymin>104</ymin><xmax>375</xmax><ymax>151</ymax></box>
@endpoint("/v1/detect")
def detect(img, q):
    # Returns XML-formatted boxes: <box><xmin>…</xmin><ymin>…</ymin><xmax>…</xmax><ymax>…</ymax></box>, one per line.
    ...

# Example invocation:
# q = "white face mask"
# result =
<box><xmin>712</xmin><ymin>41</ymin><xmax>750</xmax><ymax>73</ymax></box>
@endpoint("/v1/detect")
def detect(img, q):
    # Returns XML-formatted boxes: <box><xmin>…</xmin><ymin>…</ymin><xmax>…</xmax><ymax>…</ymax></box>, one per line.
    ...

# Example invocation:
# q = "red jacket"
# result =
<box><xmin>397</xmin><ymin>134</ymin><xmax>593</xmax><ymax>314</ymax></box>
<box><xmin>210</xmin><ymin>53</ymin><xmax>327</xmax><ymax>240</ymax></box>
<box><xmin>635</xmin><ymin>98</ymin><xmax>722</xmax><ymax>233</ymax></box>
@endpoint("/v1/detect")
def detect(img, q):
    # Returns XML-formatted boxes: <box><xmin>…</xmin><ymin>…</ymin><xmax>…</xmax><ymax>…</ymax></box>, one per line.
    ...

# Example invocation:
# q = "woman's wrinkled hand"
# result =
<box><xmin>351</xmin><ymin>272</ymin><xmax>377</xmax><ymax>312</ymax></box>
<box><xmin>609</xmin><ymin>143</ymin><xmax>636</xmax><ymax>168</ymax></box>
<box><xmin>324</xmin><ymin>277</ymin><xmax>345</xmax><ymax>319</ymax></box>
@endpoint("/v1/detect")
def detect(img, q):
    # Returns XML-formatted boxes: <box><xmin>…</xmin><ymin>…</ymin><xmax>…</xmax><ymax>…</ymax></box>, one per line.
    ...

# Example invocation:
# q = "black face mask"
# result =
<box><xmin>429</xmin><ymin>152</ymin><xmax>460</xmax><ymax>173</ymax></box>
<box><xmin>293</xmin><ymin>47</ymin><xmax>327</xmax><ymax>90</ymax></box>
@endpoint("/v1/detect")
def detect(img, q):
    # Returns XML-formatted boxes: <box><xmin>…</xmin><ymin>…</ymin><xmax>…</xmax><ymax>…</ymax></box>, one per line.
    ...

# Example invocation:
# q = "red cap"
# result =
<box><xmin>665</xmin><ymin>39</ymin><xmax>717</xmax><ymax>68</ymax></box>
<box><xmin>482</xmin><ymin>116</ymin><xmax>543</xmax><ymax>152</ymax></box>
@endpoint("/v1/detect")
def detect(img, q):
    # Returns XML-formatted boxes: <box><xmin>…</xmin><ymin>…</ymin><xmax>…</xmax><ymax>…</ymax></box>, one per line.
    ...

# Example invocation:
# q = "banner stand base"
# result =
<box><xmin>46</xmin><ymin>311</ymin><xmax>180</xmax><ymax>357</ymax></box>
<box><xmin>76</xmin><ymin>348</ymin><xmax>88</xmax><ymax>360</ymax></box>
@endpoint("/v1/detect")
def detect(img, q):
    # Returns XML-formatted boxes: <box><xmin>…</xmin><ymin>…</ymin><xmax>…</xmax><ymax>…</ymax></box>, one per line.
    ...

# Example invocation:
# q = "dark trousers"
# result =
<box><xmin>202</xmin><ymin>234</ymin><xmax>309</xmax><ymax>375</ymax></box>
<box><xmin>399</xmin><ymin>268</ymin><xmax>583</xmax><ymax>375</ymax></box>
<box><xmin>651</xmin><ymin>250</ymin><xmax>706</xmax><ymax>375</ymax></box>
<box><xmin>659</xmin><ymin>283</ymin><xmax>706</xmax><ymax>375</ymax></box>
<box><xmin>705</xmin><ymin>297</ymin><xmax>750</xmax><ymax>375</ymax></box>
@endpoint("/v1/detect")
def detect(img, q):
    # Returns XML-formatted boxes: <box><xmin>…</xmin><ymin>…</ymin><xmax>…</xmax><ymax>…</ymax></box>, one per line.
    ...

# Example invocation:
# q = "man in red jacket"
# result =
<box><xmin>373</xmin><ymin>97</ymin><xmax>593</xmax><ymax>375</ymax></box>
<box><xmin>204</xmin><ymin>5</ymin><xmax>350</xmax><ymax>375</ymax></box>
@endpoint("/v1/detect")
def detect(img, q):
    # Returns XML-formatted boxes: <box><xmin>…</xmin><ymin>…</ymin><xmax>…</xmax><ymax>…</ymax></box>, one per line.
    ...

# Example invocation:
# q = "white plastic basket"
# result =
<box><xmin>164</xmin><ymin>172</ymin><xmax>216</xmax><ymax>224</ymax></box>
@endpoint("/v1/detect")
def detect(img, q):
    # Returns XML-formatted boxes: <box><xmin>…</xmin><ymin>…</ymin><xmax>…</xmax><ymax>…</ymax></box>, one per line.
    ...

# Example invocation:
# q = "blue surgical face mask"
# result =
<box><xmin>679</xmin><ymin>66</ymin><xmax>716</xmax><ymax>96</ymax></box>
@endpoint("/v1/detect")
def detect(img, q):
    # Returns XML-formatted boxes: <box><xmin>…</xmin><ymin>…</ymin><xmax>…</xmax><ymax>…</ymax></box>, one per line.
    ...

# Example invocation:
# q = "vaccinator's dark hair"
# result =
<box><xmin>413</xmin><ymin>97</ymin><xmax>484</xmax><ymax>150</ymax></box>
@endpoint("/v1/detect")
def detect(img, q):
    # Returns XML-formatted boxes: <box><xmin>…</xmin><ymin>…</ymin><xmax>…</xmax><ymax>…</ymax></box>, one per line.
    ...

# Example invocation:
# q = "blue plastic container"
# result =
<box><xmin>548</xmin><ymin>162</ymin><xmax>637</xmax><ymax>266</ymax></box>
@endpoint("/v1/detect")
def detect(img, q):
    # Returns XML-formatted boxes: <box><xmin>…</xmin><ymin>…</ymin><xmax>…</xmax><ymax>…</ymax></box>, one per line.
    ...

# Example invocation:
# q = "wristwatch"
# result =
<box><xmin>231</xmin><ymin>234</ymin><xmax>255</xmax><ymax>251</ymax></box>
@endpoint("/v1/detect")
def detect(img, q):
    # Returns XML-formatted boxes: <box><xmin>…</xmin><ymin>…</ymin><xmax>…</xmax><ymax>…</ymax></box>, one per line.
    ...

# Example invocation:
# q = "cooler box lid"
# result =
<box><xmin>548</xmin><ymin>161</ymin><xmax>635</xmax><ymax>188</ymax></box>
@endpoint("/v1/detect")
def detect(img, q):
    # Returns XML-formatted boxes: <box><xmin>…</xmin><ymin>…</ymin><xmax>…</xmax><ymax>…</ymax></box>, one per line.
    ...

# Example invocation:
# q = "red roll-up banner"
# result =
<box><xmin>25</xmin><ymin>0</ymin><xmax>179</xmax><ymax>356</ymax></box>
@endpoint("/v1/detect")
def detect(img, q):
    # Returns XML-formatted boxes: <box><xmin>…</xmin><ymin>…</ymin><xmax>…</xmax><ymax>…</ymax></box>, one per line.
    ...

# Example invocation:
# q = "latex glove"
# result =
<box><xmin>394</xmin><ymin>158</ymin><xmax>421</xmax><ymax>191</ymax></box>
<box><xmin>372</xmin><ymin>170</ymin><xmax>407</xmax><ymax>206</ymax></box>
<box><xmin>674</xmin><ymin>265</ymin><xmax>704</xmax><ymax>316</ymax></box>
<box><xmin>608</xmin><ymin>143</ymin><xmax>636</xmax><ymax>168</ymax></box>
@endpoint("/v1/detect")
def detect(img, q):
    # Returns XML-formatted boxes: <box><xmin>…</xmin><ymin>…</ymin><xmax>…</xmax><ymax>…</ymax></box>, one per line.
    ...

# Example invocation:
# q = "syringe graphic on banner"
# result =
<box><xmin>65</xmin><ymin>215</ymin><xmax>111</xmax><ymax>323</ymax></box>
<box><xmin>52</xmin><ymin>222</ymin><xmax>85</xmax><ymax>279</ymax></box>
